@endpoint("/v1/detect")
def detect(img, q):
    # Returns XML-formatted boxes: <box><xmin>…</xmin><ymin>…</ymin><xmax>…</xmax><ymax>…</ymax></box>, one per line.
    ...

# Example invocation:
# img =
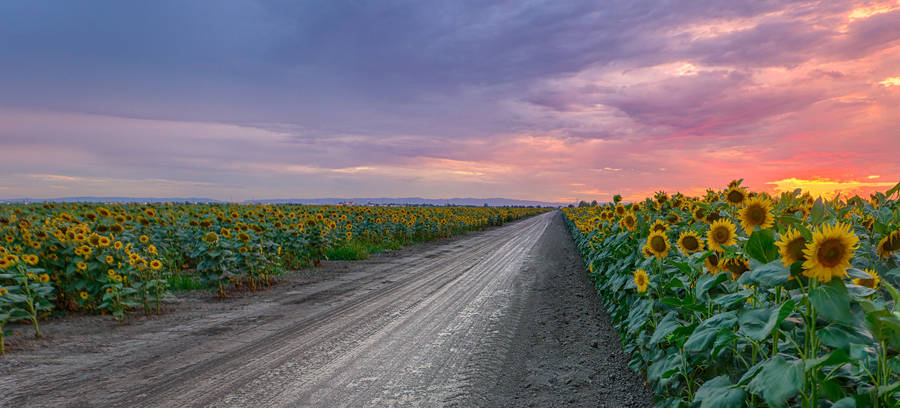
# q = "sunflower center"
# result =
<box><xmin>747</xmin><ymin>205</ymin><xmax>765</xmax><ymax>225</ymax></box>
<box><xmin>653</xmin><ymin>224</ymin><xmax>666</xmax><ymax>232</ymax></box>
<box><xmin>713</xmin><ymin>227</ymin><xmax>729</xmax><ymax>243</ymax></box>
<box><xmin>727</xmin><ymin>191</ymin><xmax>744</xmax><ymax>203</ymax></box>
<box><xmin>650</xmin><ymin>236</ymin><xmax>667</xmax><ymax>252</ymax></box>
<box><xmin>707</xmin><ymin>253</ymin><xmax>719</xmax><ymax>266</ymax></box>
<box><xmin>786</xmin><ymin>238</ymin><xmax>807</xmax><ymax>262</ymax></box>
<box><xmin>682</xmin><ymin>236</ymin><xmax>699</xmax><ymax>251</ymax></box>
<box><xmin>637</xmin><ymin>275</ymin><xmax>647</xmax><ymax>285</ymax></box>
<box><xmin>725</xmin><ymin>259</ymin><xmax>748</xmax><ymax>275</ymax></box>
<box><xmin>816</xmin><ymin>239</ymin><xmax>846</xmax><ymax>268</ymax></box>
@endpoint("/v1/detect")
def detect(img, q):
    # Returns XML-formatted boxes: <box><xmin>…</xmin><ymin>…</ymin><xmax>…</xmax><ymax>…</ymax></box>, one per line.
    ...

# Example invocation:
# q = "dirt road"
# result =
<box><xmin>1</xmin><ymin>211</ymin><xmax>652</xmax><ymax>407</ymax></box>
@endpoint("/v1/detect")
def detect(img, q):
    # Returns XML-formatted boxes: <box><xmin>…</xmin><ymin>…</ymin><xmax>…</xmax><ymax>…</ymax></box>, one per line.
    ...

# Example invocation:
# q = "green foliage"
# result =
<box><xmin>564</xmin><ymin>184</ymin><xmax>900</xmax><ymax>407</ymax></box>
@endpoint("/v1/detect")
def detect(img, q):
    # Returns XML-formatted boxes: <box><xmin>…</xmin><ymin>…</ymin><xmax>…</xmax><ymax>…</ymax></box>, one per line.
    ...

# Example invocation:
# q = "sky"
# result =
<box><xmin>1</xmin><ymin>1</ymin><xmax>899</xmax><ymax>203</ymax></box>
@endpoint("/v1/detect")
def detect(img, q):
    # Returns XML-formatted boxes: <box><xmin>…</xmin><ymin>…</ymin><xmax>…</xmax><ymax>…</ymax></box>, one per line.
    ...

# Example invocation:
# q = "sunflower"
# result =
<box><xmin>620</xmin><ymin>213</ymin><xmax>637</xmax><ymax>232</ymax></box>
<box><xmin>139</xmin><ymin>235</ymin><xmax>149</xmax><ymax>244</ymax></box>
<box><xmin>738</xmin><ymin>196</ymin><xmax>774</xmax><ymax>232</ymax></box>
<box><xmin>692</xmin><ymin>206</ymin><xmax>707</xmax><ymax>222</ymax></box>
<box><xmin>852</xmin><ymin>269</ymin><xmax>881</xmax><ymax>289</ymax></box>
<box><xmin>677</xmin><ymin>231</ymin><xmax>704</xmax><ymax>254</ymax></box>
<box><xmin>39</xmin><ymin>273</ymin><xmax>50</xmax><ymax>283</ymax></box>
<box><xmin>704</xmin><ymin>252</ymin><xmax>721</xmax><ymax>274</ymax></box>
<box><xmin>724</xmin><ymin>186</ymin><xmax>748</xmax><ymax>206</ymax></box>
<box><xmin>801</xmin><ymin>223</ymin><xmax>858</xmax><ymax>282</ymax></box>
<box><xmin>707</xmin><ymin>219</ymin><xmax>737</xmax><ymax>252</ymax></box>
<box><xmin>646</xmin><ymin>231</ymin><xmax>670</xmax><ymax>259</ymax></box>
<box><xmin>876</xmin><ymin>229</ymin><xmax>900</xmax><ymax>259</ymax></box>
<box><xmin>615</xmin><ymin>204</ymin><xmax>626</xmax><ymax>216</ymax></box>
<box><xmin>237</xmin><ymin>231</ymin><xmax>251</xmax><ymax>242</ymax></box>
<box><xmin>0</xmin><ymin>258</ymin><xmax>10</xmax><ymax>269</ymax></box>
<box><xmin>76</xmin><ymin>261</ymin><xmax>87</xmax><ymax>271</ymax></box>
<box><xmin>775</xmin><ymin>227</ymin><xmax>807</xmax><ymax>267</ymax></box>
<box><xmin>631</xmin><ymin>203</ymin><xmax>642</xmax><ymax>212</ymax></box>
<box><xmin>79</xmin><ymin>291</ymin><xmax>89</xmax><ymax>300</ymax></box>
<box><xmin>721</xmin><ymin>257</ymin><xmax>749</xmax><ymax>280</ymax></box>
<box><xmin>219</xmin><ymin>228</ymin><xmax>231</xmax><ymax>238</ymax></box>
<box><xmin>114</xmin><ymin>241</ymin><xmax>123</xmax><ymax>250</ymax></box>
<box><xmin>642</xmin><ymin>245</ymin><xmax>654</xmax><ymax>258</ymax></box>
<box><xmin>650</xmin><ymin>219</ymin><xmax>668</xmax><ymax>233</ymax></box>
<box><xmin>149</xmin><ymin>259</ymin><xmax>162</xmax><ymax>270</ymax></box>
<box><xmin>203</xmin><ymin>232</ymin><xmax>219</xmax><ymax>244</ymax></box>
<box><xmin>633</xmin><ymin>269</ymin><xmax>649</xmax><ymax>293</ymax></box>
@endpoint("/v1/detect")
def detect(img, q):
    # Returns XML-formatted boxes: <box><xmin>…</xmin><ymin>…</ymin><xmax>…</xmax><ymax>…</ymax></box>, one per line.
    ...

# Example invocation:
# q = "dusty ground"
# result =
<box><xmin>1</xmin><ymin>211</ymin><xmax>652</xmax><ymax>407</ymax></box>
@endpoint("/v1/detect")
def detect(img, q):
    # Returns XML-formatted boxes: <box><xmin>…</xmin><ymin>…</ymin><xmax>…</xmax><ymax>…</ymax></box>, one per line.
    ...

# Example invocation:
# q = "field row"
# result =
<box><xmin>0</xmin><ymin>202</ymin><xmax>547</xmax><ymax>353</ymax></box>
<box><xmin>563</xmin><ymin>181</ymin><xmax>900</xmax><ymax>407</ymax></box>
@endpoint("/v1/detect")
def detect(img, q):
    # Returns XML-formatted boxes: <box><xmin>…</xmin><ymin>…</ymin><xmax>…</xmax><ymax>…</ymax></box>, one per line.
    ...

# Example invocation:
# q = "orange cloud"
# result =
<box><xmin>765</xmin><ymin>177</ymin><xmax>897</xmax><ymax>198</ymax></box>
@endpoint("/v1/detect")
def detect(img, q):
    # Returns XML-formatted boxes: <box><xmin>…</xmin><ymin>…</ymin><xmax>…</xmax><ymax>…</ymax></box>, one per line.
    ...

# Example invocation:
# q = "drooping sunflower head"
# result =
<box><xmin>852</xmin><ymin>269</ymin><xmax>881</xmax><ymax>289</ymax></box>
<box><xmin>738</xmin><ymin>196</ymin><xmax>774</xmax><ymax>232</ymax></box>
<box><xmin>707</xmin><ymin>219</ymin><xmax>737</xmax><ymax>252</ymax></box>
<box><xmin>633</xmin><ymin>269</ymin><xmax>649</xmax><ymax>293</ymax></box>
<box><xmin>646</xmin><ymin>231</ymin><xmax>670</xmax><ymax>259</ymax></box>
<box><xmin>876</xmin><ymin>229</ymin><xmax>900</xmax><ymax>259</ymax></box>
<box><xmin>724</xmin><ymin>186</ymin><xmax>748</xmax><ymax>206</ymax></box>
<box><xmin>677</xmin><ymin>230</ymin><xmax>704</xmax><ymax>254</ymax></box>
<box><xmin>650</xmin><ymin>219</ymin><xmax>669</xmax><ymax>233</ymax></box>
<box><xmin>775</xmin><ymin>227</ymin><xmax>807</xmax><ymax>267</ymax></box>
<box><xmin>704</xmin><ymin>252</ymin><xmax>721</xmax><ymax>274</ymax></box>
<box><xmin>801</xmin><ymin>222</ymin><xmax>859</xmax><ymax>282</ymax></box>
<box><xmin>721</xmin><ymin>257</ymin><xmax>749</xmax><ymax>280</ymax></box>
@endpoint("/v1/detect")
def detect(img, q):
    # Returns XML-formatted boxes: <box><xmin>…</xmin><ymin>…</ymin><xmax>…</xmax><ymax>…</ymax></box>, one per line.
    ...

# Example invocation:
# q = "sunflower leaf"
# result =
<box><xmin>694</xmin><ymin>375</ymin><xmax>746</xmax><ymax>408</ymax></box>
<box><xmin>809</xmin><ymin>198</ymin><xmax>825</xmax><ymax>225</ymax></box>
<box><xmin>744</xmin><ymin>229</ymin><xmax>778</xmax><ymax>263</ymax></box>
<box><xmin>809</xmin><ymin>280</ymin><xmax>853</xmax><ymax>324</ymax></box>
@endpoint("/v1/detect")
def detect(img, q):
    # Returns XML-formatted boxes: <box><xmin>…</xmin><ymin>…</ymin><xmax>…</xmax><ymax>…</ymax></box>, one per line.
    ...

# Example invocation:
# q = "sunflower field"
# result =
<box><xmin>564</xmin><ymin>181</ymin><xmax>900</xmax><ymax>408</ymax></box>
<box><xmin>0</xmin><ymin>202</ymin><xmax>545</xmax><ymax>353</ymax></box>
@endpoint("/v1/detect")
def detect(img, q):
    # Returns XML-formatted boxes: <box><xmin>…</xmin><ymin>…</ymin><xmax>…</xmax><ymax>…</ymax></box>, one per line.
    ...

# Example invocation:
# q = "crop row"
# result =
<box><xmin>0</xmin><ymin>202</ymin><xmax>547</xmax><ymax>353</ymax></box>
<box><xmin>563</xmin><ymin>181</ymin><xmax>899</xmax><ymax>407</ymax></box>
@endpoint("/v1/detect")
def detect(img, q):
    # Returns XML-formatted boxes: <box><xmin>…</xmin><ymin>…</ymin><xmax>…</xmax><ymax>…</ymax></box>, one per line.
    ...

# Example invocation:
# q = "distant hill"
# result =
<box><xmin>1</xmin><ymin>197</ymin><xmax>222</xmax><ymax>204</ymax></box>
<box><xmin>1</xmin><ymin>196</ymin><xmax>563</xmax><ymax>207</ymax></box>
<box><xmin>245</xmin><ymin>197</ymin><xmax>563</xmax><ymax>207</ymax></box>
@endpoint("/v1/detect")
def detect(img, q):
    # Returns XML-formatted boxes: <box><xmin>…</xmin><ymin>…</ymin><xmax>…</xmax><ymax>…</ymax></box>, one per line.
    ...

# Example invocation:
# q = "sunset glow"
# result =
<box><xmin>1</xmin><ymin>1</ymin><xmax>899</xmax><ymax>202</ymax></box>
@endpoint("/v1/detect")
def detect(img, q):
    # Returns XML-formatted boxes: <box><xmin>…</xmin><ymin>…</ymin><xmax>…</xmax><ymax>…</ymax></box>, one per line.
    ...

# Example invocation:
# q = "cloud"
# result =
<box><xmin>0</xmin><ymin>1</ymin><xmax>898</xmax><ymax>202</ymax></box>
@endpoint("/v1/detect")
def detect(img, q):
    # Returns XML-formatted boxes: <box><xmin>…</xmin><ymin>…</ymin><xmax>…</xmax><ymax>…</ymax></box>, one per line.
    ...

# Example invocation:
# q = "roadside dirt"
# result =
<box><xmin>1</xmin><ymin>211</ymin><xmax>652</xmax><ymax>407</ymax></box>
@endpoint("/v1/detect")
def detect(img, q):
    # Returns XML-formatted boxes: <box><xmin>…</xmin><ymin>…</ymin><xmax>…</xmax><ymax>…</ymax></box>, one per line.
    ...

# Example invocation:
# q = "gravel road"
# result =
<box><xmin>1</xmin><ymin>211</ymin><xmax>652</xmax><ymax>407</ymax></box>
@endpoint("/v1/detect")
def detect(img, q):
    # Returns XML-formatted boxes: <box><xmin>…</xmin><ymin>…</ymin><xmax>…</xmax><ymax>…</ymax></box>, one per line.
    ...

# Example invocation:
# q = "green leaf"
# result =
<box><xmin>738</xmin><ymin>300</ymin><xmax>794</xmax><ymax>341</ymax></box>
<box><xmin>685</xmin><ymin>311</ymin><xmax>737</xmax><ymax>353</ymax></box>
<box><xmin>830</xmin><ymin>396</ymin><xmax>856</xmax><ymax>408</ymax></box>
<box><xmin>804</xmin><ymin>349</ymin><xmax>850</xmax><ymax>371</ymax></box>
<box><xmin>647</xmin><ymin>353</ymin><xmax>681</xmax><ymax>386</ymax></box>
<box><xmin>809</xmin><ymin>198</ymin><xmax>825</xmax><ymax>225</ymax></box>
<box><xmin>809</xmin><ymin>279</ymin><xmax>853</xmax><ymax>324</ymax></box>
<box><xmin>745</xmin><ymin>356</ymin><xmax>802</xmax><ymax>408</ymax></box>
<box><xmin>866</xmin><ymin>310</ymin><xmax>900</xmax><ymax>348</ymax></box>
<box><xmin>650</xmin><ymin>312</ymin><xmax>683</xmax><ymax>345</ymax></box>
<box><xmin>694</xmin><ymin>375</ymin><xmax>746</xmax><ymax>408</ymax></box>
<box><xmin>744</xmin><ymin>229</ymin><xmax>778</xmax><ymax>263</ymax></box>
<box><xmin>743</xmin><ymin>260</ymin><xmax>790</xmax><ymax>287</ymax></box>
<box><xmin>695</xmin><ymin>273</ymin><xmax>728</xmax><ymax>301</ymax></box>
<box><xmin>818</xmin><ymin>323</ymin><xmax>873</xmax><ymax>349</ymax></box>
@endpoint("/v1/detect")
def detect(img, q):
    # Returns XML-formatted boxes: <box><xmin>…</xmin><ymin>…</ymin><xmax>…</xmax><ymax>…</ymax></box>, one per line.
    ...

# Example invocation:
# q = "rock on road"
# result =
<box><xmin>2</xmin><ymin>211</ymin><xmax>652</xmax><ymax>407</ymax></box>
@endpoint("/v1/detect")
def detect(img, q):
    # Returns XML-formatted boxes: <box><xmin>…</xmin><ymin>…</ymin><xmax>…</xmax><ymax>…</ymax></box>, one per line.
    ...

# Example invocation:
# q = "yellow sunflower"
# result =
<box><xmin>775</xmin><ymin>227</ymin><xmax>807</xmax><ymax>267</ymax></box>
<box><xmin>801</xmin><ymin>223</ymin><xmax>859</xmax><ymax>282</ymax></box>
<box><xmin>149</xmin><ymin>259</ymin><xmax>162</xmax><ymax>270</ymax></box>
<box><xmin>876</xmin><ymin>229</ymin><xmax>900</xmax><ymax>259</ymax></box>
<box><xmin>677</xmin><ymin>231</ymin><xmax>704</xmax><ymax>254</ymax></box>
<box><xmin>704</xmin><ymin>252</ymin><xmax>722</xmax><ymax>274</ymax></box>
<box><xmin>692</xmin><ymin>206</ymin><xmax>707</xmax><ymax>222</ymax></box>
<box><xmin>721</xmin><ymin>257</ymin><xmax>749</xmax><ymax>280</ymax></box>
<box><xmin>707</xmin><ymin>219</ymin><xmax>737</xmax><ymax>252</ymax></box>
<box><xmin>738</xmin><ymin>196</ymin><xmax>774</xmax><ymax>232</ymax></box>
<box><xmin>650</xmin><ymin>219</ymin><xmax>669</xmax><ymax>233</ymax></box>
<box><xmin>724</xmin><ymin>186</ymin><xmax>748</xmax><ymax>206</ymax></box>
<box><xmin>646</xmin><ymin>231</ymin><xmax>670</xmax><ymax>259</ymax></box>
<box><xmin>203</xmin><ymin>232</ymin><xmax>219</xmax><ymax>244</ymax></box>
<box><xmin>620</xmin><ymin>213</ymin><xmax>637</xmax><ymax>232</ymax></box>
<box><xmin>79</xmin><ymin>291</ymin><xmax>89</xmax><ymax>300</ymax></box>
<box><xmin>633</xmin><ymin>269</ymin><xmax>649</xmax><ymax>293</ymax></box>
<box><xmin>852</xmin><ymin>269</ymin><xmax>880</xmax><ymax>289</ymax></box>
